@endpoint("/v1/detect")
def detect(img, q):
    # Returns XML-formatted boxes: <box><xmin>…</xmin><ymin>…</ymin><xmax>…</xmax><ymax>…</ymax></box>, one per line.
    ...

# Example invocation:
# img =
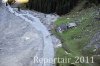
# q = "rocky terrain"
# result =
<box><xmin>0</xmin><ymin>1</ymin><xmax>59</xmax><ymax>66</ymax></box>
<box><xmin>0</xmin><ymin>4</ymin><xmax>44</xmax><ymax>66</ymax></box>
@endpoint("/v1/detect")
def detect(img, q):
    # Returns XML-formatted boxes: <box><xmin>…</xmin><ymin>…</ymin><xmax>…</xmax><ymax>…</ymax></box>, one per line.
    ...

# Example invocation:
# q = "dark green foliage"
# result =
<box><xmin>87</xmin><ymin>0</ymin><xmax>100</xmax><ymax>5</ymax></box>
<box><xmin>28</xmin><ymin>0</ymin><xmax>78</xmax><ymax>15</ymax></box>
<box><xmin>27</xmin><ymin>0</ymin><xmax>100</xmax><ymax>15</ymax></box>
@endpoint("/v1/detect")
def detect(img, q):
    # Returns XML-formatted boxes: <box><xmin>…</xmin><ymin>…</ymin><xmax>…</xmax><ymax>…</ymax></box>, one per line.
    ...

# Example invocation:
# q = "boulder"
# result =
<box><xmin>68</xmin><ymin>22</ymin><xmax>77</xmax><ymax>28</ymax></box>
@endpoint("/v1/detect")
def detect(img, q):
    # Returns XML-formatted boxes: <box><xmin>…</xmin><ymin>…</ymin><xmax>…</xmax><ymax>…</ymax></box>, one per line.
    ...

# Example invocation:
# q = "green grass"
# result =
<box><xmin>52</xmin><ymin>7</ymin><xmax>100</xmax><ymax>66</ymax></box>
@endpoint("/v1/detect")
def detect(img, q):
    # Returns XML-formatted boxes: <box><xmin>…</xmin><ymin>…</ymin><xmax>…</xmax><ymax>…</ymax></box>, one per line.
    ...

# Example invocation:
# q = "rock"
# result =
<box><xmin>56</xmin><ymin>24</ymin><xmax>68</xmax><ymax>33</ymax></box>
<box><xmin>56</xmin><ymin>27</ymin><xmax>62</xmax><ymax>33</ymax></box>
<box><xmin>68</xmin><ymin>22</ymin><xmax>77</xmax><ymax>28</ymax></box>
<box><xmin>0</xmin><ymin>4</ymin><xmax>44</xmax><ymax>66</ymax></box>
<box><xmin>95</xmin><ymin>17</ymin><xmax>100</xmax><ymax>21</ymax></box>
<box><xmin>25</xmin><ymin>10</ymin><xmax>59</xmax><ymax>30</ymax></box>
<box><xmin>51</xmin><ymin>35</ymin><xmax>62</xmax><ymax>48</ymax></box>
<box><xmin>83</xmin><ymin>32</ymin><xmax>100</xmax><ymax>65</ymax></box>
<box><xmin>56</xmin><ymin>22</ymin><xmax>77</xmax><ymax>33</ymax></box>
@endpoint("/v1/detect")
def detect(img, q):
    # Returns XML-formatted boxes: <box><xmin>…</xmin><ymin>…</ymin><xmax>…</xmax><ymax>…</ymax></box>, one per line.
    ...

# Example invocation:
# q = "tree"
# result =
<box><xmin>27</xmin><ymin>0</ymin><xmax>79</xmax><ymax>15</ymax></box>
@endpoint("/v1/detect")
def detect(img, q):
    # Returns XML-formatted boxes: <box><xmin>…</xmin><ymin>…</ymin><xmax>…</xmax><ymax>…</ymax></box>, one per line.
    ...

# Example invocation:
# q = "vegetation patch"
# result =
<box><xmin>52</xmin><ymin>6</ymin><xmax>100</xmax><ymax>66</ymax></box>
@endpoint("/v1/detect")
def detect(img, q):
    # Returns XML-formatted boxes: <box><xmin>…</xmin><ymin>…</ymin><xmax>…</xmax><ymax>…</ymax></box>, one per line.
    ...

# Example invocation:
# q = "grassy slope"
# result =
<box><xmin>52</xmin><ymin>5</ymin><xmax>100</xmax><ymax>66</ymax></box>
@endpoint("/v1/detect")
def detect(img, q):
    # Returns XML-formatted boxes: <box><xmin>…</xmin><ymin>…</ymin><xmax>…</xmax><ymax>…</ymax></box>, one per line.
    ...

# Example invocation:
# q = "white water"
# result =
<box><xmin>7</xmin><ymin>5</ymin><xmax>54</xmax><ymax>66</ymax></box>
